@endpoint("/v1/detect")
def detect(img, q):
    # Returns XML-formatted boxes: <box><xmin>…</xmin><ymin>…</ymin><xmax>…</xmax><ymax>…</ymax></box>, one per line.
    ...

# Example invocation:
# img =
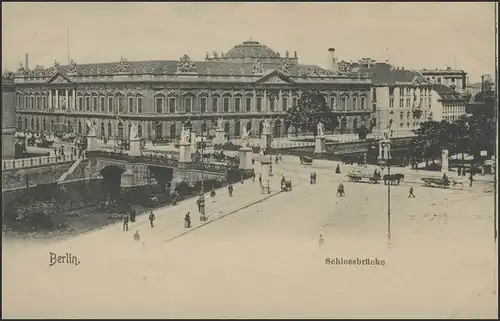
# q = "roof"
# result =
<box><xmin>432</xmin><ymin>84</ymin><xmax>465</xmax><ymax>101</ymax></box>
<box><xmin>223</xmin><ymin>40</ymin><xmax>280</xmax><ymax>59</ymax></box>
<box><xmin>347</xmin><ymin>62</ymin><xmax>429</xmax><ymax>85</ymax></box>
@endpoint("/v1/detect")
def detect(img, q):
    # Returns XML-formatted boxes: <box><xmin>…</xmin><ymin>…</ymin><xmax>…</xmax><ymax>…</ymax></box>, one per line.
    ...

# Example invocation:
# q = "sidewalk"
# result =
<box><xmin>60</xmin><ymin>172</ymin><xmax>294</xmax><ymax>251</ymax></box>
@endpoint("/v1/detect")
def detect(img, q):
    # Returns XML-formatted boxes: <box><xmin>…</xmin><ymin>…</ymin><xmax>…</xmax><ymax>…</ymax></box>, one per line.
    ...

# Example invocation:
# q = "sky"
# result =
<box><xmin>2</xmin><ymin>2</ymin><xmax>497</xmax><ymax>83</ymax></box>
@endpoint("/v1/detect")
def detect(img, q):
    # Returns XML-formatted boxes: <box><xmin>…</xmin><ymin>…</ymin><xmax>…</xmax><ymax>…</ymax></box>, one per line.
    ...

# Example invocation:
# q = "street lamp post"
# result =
<box><xmin>199</xmin><ymin>113</ymin><xmax>207</xmax><ymax>221</ymax></box>
<box><xmin>379</xmin><ymin>136</ymin><xmax>392</xmax><ymax>244</ymax></box>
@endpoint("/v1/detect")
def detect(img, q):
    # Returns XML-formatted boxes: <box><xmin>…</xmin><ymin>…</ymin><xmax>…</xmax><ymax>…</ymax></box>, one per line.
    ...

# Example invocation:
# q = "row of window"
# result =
<box><xmin>443</xmin><ymin>105</ymin><xmax>465</xmax><ymax>114</ymax></box>
<box><xmin>388</xmin><ymin>87</ymin><xmax>432</xmax><ymax>97</ymax></box>
<box><xmin>389</xmin><ymin>97</ymin><xmax>431</xmax><ymax>108</ymax></box>
<box><xmin>17</xmin><ymin>93</ymin><xmax>370</xmax><ymax>114</ymax></box>
<box><xmin>399</xmin><ymin>122</ymin><xmax>421</xmax><ymax>128</ymax></box>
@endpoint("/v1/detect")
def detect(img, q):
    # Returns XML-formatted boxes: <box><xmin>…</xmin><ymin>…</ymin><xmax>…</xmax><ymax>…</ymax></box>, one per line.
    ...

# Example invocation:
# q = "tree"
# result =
<box><xmin>285</xmin><ymin>89</ymin><xmax>338</xmax><ymax>136</ymax></box>
<box><xmin>412</xmin><ymin>120</ymin><xmax>448</xmax><ymax>161</ymax></box>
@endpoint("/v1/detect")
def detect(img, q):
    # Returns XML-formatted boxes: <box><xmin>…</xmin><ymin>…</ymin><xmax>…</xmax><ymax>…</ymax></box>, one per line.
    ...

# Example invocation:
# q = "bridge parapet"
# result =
<box><xmin>2</xmin><ymin>154</ymin><xmax>84</xmax><ymax>171</ymax></box>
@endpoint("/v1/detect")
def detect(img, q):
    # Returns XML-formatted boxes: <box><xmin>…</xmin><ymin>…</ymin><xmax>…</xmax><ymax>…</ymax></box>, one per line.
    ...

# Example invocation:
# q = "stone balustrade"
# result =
<box><xmin>2</xmin><ymin>154</ymin><xmax>84</xmax><ymax>171</ymax></box>
<box><xmin>86</xmin><ymin>150</ymin><xmax>232</xmax><ymax>174</ymax></box>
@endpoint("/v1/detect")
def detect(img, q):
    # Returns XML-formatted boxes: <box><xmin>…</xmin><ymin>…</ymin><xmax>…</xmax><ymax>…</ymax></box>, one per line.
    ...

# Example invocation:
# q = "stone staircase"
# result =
<box><xmin>58</xmin><ymin>158</ymin><xmax>82</xmax><ymax>183</ymax></box>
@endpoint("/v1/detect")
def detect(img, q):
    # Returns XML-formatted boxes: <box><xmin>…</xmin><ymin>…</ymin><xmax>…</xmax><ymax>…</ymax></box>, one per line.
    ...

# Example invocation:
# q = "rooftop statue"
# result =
<box><xmin>129</xmin><ymin>123</ymin><xmax>138</xmax><ymax>140</ymax></box>
<box><xmin>280</xmin><ymin>58</ymin><xmax>292</xmax><ymax>74</ymax></box>
<box><xmin>115</xmin><ymin>56</ymin><xmax>131</xmax><ymax>73</ymax></box>
<box><xmin>181</xmin><ymin>125</ymin><xmax>191</xmax><ymax>144</ymax></box>
<box><xmin>262</xmin><ymin>118</ymin><xmax>271</xmax><ymax>135</ymax></box>
<box><xmin>317</xmin><ymin>122</ymin><xmax>325</xmax><ymax>137</ymax></box>
<box><xmin>86</xmin><ymin>120</ymin><xmax>97</xmax><ymax>137</ymax></box>
<box><xmin>252</xmin><ymin>59</ymin><xmax>264</xmax><ymax>74</ymax></box>
<box><xmin>176</xmin><ymin>55</ymin><xmax>196</xmax><ymax>73</ymax></box>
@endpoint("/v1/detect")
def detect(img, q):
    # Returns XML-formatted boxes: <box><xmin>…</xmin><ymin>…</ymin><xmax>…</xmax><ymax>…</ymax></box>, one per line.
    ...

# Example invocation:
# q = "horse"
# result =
<box><xmin>383</xmin><ymin>174</ymin><xmax>405</xmax><ymax>185</ymax></box>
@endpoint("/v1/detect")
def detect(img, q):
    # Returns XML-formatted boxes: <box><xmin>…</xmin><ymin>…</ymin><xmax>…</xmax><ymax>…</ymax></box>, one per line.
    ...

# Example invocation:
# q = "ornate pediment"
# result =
<box><xmin>115</xmin><ymin>56</ymin><xmax>131</xmax><ymax>73</ymax></box>
<box><xmin>176</xmin><ymin>55</ymin><xmax>197</xmax><ymax>73</ymax></box>
<box><xmin>255</xmin><ymin>70</ymin><xmax>295</xmax><ymax>84</ymax></box>
<box><xmin>46</xmin><ymin>72</ymin><xmax>73</xmax><ymax>84</ymax></box>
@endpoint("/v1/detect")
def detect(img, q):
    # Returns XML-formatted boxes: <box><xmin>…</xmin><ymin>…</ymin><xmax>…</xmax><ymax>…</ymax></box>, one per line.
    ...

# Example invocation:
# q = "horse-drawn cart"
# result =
<box><xmin>347</xmin><ymin>169</ymin><xmax>381</xmax><ymax>184</ymax></box>
<box><xmin>300</xmin><ymin>156</ymin><xmax>313</xmax><ymax>165</ymax></box>
<box><xmin>421</xmin><ymin>177</ymin><xmax>450</xmax><ymax>188</ymax></box>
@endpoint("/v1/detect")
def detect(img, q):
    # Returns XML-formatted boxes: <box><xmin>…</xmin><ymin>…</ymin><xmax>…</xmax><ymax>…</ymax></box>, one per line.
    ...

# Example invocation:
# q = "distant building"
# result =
<box><xmin>2</xmin><ymin>77</ymin><xmax>16</xmax><ymax>158</ymax></box>
<box><xmin>12</xmin><ymin>40</ymin><xmax>372</xmax><ymax>140</ymax></box>
<box><xmin>349</xmin><ymin>60</ymin><xmax>433</xmax><ymax>136</ymax></box>
<box><xmin>420</xmin><ymin>68</ymin><xmax>467</xmax><ymax>94</ymax></box>
<box><xmin>430</xmin><ymin>84</ymin><xmax>467</xmax><ymax>122</ymax></box>
<box><xmin>465</xmin><ymin>74</ymin><xmax>495</xmax><ymax>102</ymax></box>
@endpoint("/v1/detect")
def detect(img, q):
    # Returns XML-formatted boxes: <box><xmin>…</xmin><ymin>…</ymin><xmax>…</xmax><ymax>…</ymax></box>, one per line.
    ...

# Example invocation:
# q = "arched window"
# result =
<box><xmin>259</xmin><ymin>121</ymin><xmax>264</xmax><ymax>135</ymax></box>
<box><xmin>224</xmin><ymin>122</ymin><xmax>230</xmax><ymax>133</ymax></box>
<box><xmin>400</xmin><ymin>111</ymin><xmax>404</xmax><ymax>120</ymax></box>
<box><xmin>117</xmin><ymin>122</ymin><xmax>124</xmax><ymax>138</ymax></box>
<box><xmin>68</xmin><ymin>120</ymin><xmax>72</xmax><ymax>133</ymax></box>
<box><xmin>274</xmin><ymin>119</ymin><xmax>281</xmax><ymax>138</ymax></box>
<box><xmin>353</xmin><ymin>117</ymin><xmax>358</xmax><ymax>129</ymax></box>
<box><xmin>24</xmin><ymin>118</ymin><xmax>28</xmax><ymax>130</ymax></box>
<box><xmin>234</xmin><ymin>120</ymin><xmax>241</xmax><ymax>137</ymax></box>
<box><xmin>17</xmin><ymin>117</ymin><xmax>22</xmax><ymax>130</ymax></box>
<box><xmin>201</xmin><ymin>121</ymin><xmax>207</xmax><ymax>133</ymax></box>
<box><xmin>407</xmin><ymin>111</ymin><xmax>411</xmax><ymax>119</ymax></box>
<box><xmin>78</xmin><ymin>121</ymin><xmax>82</xmax><ymax>134</ymax></box>
<box><xmin>101</xmin><ymin>122</ymin><xmax>105</xmax><ymax>138</ymax></box>
<box><xmin>128</xmin><ymin>123</ymin><xmax>132</xmax><ymax>138</ymax></box>
<box><xmin>36</xmin><ymin>118</ymin><xmax>40</xmax><ymax>132</ymax></box>
<box><xmin>107</xmin><ymin>122</ymin><xmax>112</xmax><ymax>137</ymax></box>
<box><xmin>43</xmin><ymin>118</ymin><xmax>47</xmax><ymax>131</ymax></box>
<box><xmin>138</xmin><ymin>123</ymin><xmax>142</xmax><ymax>138</ymax></box>
<box><xmin>31</xmin><ymin>118</ymin><xmax>34</xmax><ymax>130</ymax></box>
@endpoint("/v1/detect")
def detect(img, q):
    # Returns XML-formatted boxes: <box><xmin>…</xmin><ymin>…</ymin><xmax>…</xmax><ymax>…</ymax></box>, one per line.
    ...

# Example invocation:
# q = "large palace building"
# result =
<box><xmin>11</xmin><ymin>40</ymin><xmax>372</xmax><ymax>139</ymax></box>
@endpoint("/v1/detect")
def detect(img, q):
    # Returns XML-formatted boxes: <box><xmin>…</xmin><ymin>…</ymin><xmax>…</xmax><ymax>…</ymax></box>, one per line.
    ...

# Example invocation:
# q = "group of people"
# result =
<box><xmin>281</xmin><ymin>176</ymin><xmax>292</xmax><ymax>192</ymax></box>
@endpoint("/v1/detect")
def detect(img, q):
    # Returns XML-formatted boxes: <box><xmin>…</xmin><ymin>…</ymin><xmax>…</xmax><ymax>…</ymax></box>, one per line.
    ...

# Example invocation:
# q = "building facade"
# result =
<box><xmin>12</xmin><ymin>40</ymin><xmax>372</xmax><ymax>140</ymax></box>
<box><xmin>420</xmin><ymin>68</ymin><xmax>468</xmax><ymax>94</ymax></box>
<box><xmin>2</xmin><ymin>77</ymin><xmax>16</xmax><ymax>158</ymax></box>
<box><xmin>348</xmin><ymin>60</ymin><xmax>434</xmax><ymax>136</ymax></box>
<box><xmin>430</xmin><ymin>84</ymin><xmax>467</xmax><ymax>122</ymax></box>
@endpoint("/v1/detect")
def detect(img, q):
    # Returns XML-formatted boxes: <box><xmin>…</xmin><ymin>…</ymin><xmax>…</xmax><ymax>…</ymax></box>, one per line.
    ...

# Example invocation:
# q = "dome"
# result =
<box><xmin>224</xmin><ymin>40</ymin><xmax>280</xmax><ymax>59</ymax></box>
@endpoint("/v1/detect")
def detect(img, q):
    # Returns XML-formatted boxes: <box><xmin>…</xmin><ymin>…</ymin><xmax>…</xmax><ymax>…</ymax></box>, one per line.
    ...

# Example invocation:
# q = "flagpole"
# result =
<box><xmin>67</xmin><ymin>28</ymin><xmax>70</xmax><ymax>64</ymax></box>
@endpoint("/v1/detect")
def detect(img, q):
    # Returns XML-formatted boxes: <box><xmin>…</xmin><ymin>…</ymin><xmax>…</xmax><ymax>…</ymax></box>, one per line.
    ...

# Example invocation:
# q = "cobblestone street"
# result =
<box><xmin>3</xmin><ymin>157</ymin><xmax>496</xmax><ymax>318</ymax></box>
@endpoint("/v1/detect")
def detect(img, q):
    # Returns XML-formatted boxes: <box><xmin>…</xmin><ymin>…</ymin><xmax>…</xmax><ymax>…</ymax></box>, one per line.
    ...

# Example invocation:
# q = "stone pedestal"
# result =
<box><xmin>314</xmin><ymin>135</ymin><xmax>326</xmax><ymax>154</ymax></box>
<box><xmin>239</xmin><ymin>147</ymin><xmax>253</xmax><ymax>170</ymax></box>
<box><xmin>260</xmin><ymin>133</ymin><xmax>271</xmax><ymax>151</ymax></box>
<box><xmin>86</xmin><ymin>135</ymin><xmax>98</xmax><ymax>152</ymax></box>
<box><xmin>179</xmin><ymin>142</ymin><xmax>192</xmax><ymax>163</ymax></box>
<box><xmin>129</xmin><ymin>138</ymin><xmax>141</xmax><ymax>156</ymax></box>
<box><xmin>120</xmin><ymin>169</ymin><xmax>134</xmax><ymax>187</ymax></box>
<box><xmin>213</xmin><ymin>130</ymin><xmax>227</xmax><ymax>145</ymax></box>
<box><xmin>441</xmin><ymin>149</ymin><xmax>449</xmax><ymax>173</ymax></box>
<box><xmin>256</xmin><ymin>156</ymin><xmax>271</xmax><ymax>194</ymax></box>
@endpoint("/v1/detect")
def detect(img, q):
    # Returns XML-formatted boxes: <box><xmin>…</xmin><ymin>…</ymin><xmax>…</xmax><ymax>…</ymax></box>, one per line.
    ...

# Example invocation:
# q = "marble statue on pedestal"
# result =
<box><xmin>86</xmin><ymin>120</ymin><xmax>97</xmax><ymax>137</ymax></box>
<box><xmin>129</xmin><ymin>123</ymin><xmax>138</xmax><ymax>140</ymax></box>
<box><xmin>317</xmin><ymin>121</ymin><xmax>325</xmax><ymax>137</ymax></box>
<box><xmin>216</xmin><ymin>117</ymin><xmax>226</xmax><ymax>132</ymax></box>
<box><xmin>240</xmin><ymin>127</ymin><xmax>252</xmax><ymax>148</ymax></box>
<box><xmin>262</xmin><ymin>118</ymin><xmax>271</xmax><ymax>135</ymax></box>
<box><xmin>181</xmin><ymin>126</ymin><xmax>191</xmax><ymax>144</ymax></box>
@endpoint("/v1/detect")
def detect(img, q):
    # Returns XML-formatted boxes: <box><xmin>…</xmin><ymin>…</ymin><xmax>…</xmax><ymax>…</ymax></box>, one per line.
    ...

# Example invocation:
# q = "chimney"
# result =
<box><xmin>328</xmin><ymin>48</ymin><xmax>338</xmax><ymax>73</ymax></box>
<box><xmin>25</xmin><ymin>53</ymin><xmax>29</xmax><ymax>70</ymax></box>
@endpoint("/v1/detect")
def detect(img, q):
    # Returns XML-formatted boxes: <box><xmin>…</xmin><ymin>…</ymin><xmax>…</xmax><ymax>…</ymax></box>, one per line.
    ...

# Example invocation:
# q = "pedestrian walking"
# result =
<box><xmin>148</xmin><ymin>211</ymin><xmax>155</xmax><ymax>228</ymax></box>
<box><xmin>133</xmin><ymin>230</ymin><xmax>140</xmax><ymax>242</ymax></box>
<box><xmin>123</xmin><ymin>214</ymin><xmax>129</xmax><ymax>231</ymax></box>
<box><xmin>457</xmin><ymin>167</ymin><xmax>462</xmax><ymax>176</ymax></box>
<box><xmin>337</xmin><ymin>182</ymin><xmax>345</xmax><ymax>197</ymax></box>
<box><xmin>335</xmin><ymin>164</ymin><xmax>341</xmax><ymax>174</ymax></box>
<box><xmin>184</xmin><ymin>212</ymin><xmax>191</xmax><ymax>228</ymax></box>
<box><xmin>469</xmin><ymin>174</ymin><xmax>473</xmax><ymax>187</ymax></box>
<box><xmin>275</xmin><ymin>155</ymin><xmax>279</xmax><ymax>164</ymax></box>
<box><xmin>252</xmin><ymin>172</ymin><xmax>256</xmax><ymax>182</ymax></box>
<box><xmin>408</xmin><ymin>185</ymin><xmax>416</xmax><ymax>198</ymax></box>
<box><xmin>278</xmin><ymin>152</ymin><xmax>282</xmax><ymax>162</ymax></box>
<box><xmin>228</xmin><ymin>184</ymin><xmax>234</xmax><ymax>197</ymax></box>
<box><xmin>259</xmin><ymin>175</ymin><xmax>262</xmax><ymax>185</ymax></box>
<box><xmin>210</xmin><ymin>189</ymin><xmax>216</xmax><ymax>203</ymax></box>
<box><xmin>318</xmin><ymin>234</ymin><xmax>324</xmax><ymax>248</ymax></box>
<box><xmin>313</xmin><ymin>172</ymin><xmax>317</xmax><ymax>184</ymax></box>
